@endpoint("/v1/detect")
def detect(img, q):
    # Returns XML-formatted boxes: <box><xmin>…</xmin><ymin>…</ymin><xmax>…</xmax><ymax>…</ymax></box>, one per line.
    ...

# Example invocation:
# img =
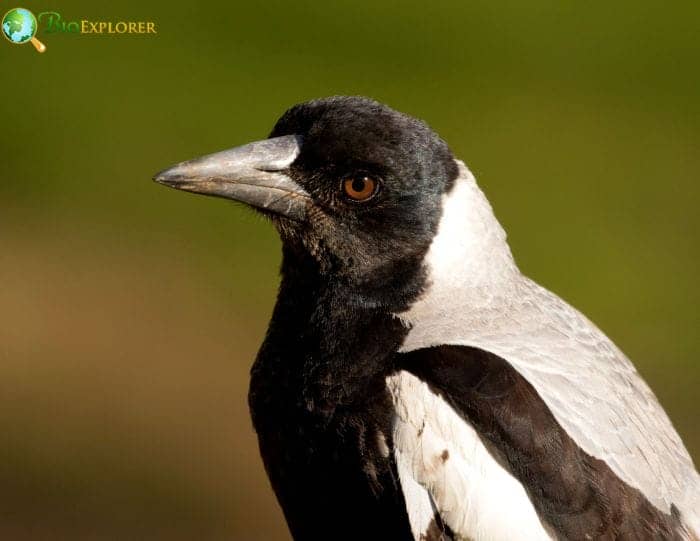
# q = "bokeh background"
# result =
<box><xmin>2</xmin><ymin>1</ymin><xmax>698</xmax><ymax>539</ymax></box>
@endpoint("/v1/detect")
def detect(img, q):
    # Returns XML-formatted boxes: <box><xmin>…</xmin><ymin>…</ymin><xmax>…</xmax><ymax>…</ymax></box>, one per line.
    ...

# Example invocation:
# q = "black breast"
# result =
<box><xmin>247</xmin><ymin>245</ymin><xmax>418</xmax><ymax>540</ymax></box>
<box><xmin>250</xmin><ymin>366</ymin><xmax>413</xmax><ymax>540</ymax></box>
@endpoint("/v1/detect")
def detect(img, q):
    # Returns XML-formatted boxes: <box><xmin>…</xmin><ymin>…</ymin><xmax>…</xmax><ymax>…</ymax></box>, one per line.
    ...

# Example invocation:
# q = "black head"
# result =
<box><xmin>155</xmin><ymin>96</ymin><xmax>458</xmax><ymax>307</ymax></box>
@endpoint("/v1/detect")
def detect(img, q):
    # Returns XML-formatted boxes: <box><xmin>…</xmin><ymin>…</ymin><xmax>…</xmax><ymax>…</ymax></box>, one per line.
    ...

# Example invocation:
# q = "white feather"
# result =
<box><xmin>395</xmin><ymin>454</ymin><xmax>437</xmax><ymax>540</ymax></box>
<box><xmin>389</xmin><ymin>371</ymin><xmax>553</xmax><ymax>540</ymax></box>
<box><xmin>395</xmin><ymin>161</ymin><xmax>699</xmax><ymax>534</ymax></box>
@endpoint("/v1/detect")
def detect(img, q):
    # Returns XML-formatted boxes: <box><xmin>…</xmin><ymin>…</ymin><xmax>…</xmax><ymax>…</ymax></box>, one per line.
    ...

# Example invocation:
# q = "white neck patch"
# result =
<box><xmin>396</xmin><ymin>161</ymin><xmax>521</xmax><ymax>348</ymax></box>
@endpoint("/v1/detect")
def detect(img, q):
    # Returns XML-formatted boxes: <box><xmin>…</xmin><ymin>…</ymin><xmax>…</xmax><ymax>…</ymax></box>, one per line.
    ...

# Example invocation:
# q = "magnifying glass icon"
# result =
<box><xmin>2</xmin><ymin>8</ymin><xmax>47</xmax><ymax>53</ymax></box>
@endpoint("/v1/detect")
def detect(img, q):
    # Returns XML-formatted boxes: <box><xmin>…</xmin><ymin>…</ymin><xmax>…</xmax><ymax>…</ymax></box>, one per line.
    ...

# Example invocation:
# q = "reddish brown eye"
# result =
<box><xmin>343</xmin><ymin>176</ymin><xmax>377</xmax><ymax>201</ymax></box>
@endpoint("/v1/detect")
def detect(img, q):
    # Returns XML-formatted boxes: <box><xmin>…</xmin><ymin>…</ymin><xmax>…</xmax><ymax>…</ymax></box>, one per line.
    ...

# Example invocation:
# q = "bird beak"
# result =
<box><xmin>153</xmin><ymin>135</ymin><xmax>309</xmax><ymax>221</ymax></box>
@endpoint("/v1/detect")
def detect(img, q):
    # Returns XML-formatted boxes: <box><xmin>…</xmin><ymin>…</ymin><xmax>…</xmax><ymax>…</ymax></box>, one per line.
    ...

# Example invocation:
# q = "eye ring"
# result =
<box><xmin>342</xmin><ymin>176</ymin><xmax>379</xmax><ymax>202</ymax></box>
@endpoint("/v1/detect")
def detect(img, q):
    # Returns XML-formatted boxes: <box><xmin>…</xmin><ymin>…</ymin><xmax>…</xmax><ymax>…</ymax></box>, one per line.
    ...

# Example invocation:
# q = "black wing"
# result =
<box><xmin>393</xmin><ymin>345</ymin><xmax>684</xmax><ymax>540</ymax></box>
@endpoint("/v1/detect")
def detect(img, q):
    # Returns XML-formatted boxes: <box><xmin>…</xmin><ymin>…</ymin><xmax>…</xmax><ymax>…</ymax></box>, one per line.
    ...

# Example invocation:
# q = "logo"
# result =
<box><xmin>2</xmin><ymin>7</ymin><xmax>157</xmax><ymax>53</ymax></box>
<box><xmin>39</xmin><ymin>12</ymin><xmax>157</xmax><ymax>35</ymax></box>
<box><xmin>2</xmin><ymin>7</ymin><xmax>46</xmax><ymax>52</ymax></box>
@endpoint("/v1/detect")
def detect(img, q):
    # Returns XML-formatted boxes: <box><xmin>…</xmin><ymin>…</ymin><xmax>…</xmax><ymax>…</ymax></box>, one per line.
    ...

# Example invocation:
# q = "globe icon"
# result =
<box><xmin>2</xmin><ymin>7</ymin><xmax>46</xmax><ymax>52</ymax></box>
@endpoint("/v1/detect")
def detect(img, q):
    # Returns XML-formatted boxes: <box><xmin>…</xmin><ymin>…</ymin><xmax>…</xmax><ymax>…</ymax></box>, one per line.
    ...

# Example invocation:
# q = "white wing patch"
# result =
<box><xmin>396</xmin><ymin>162</ymin><xmax>700</xmax><ymax>533</ymax></box>
<box><xmin>395</xmin><ymin>455</ymin><xmax>438</xmax><ymax>540</ymax></box>
<box><xmin>388</xmin><ymin>370</ymin><xmax>552</xmax><ymax>541</ymax></box>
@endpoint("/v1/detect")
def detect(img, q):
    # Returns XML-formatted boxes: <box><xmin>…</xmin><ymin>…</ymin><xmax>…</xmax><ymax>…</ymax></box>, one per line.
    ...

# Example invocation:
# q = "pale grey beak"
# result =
<box><xmin>153</xmin><ymin>135</ymin><xmax>309</xmax><ymax>221</ymax></box>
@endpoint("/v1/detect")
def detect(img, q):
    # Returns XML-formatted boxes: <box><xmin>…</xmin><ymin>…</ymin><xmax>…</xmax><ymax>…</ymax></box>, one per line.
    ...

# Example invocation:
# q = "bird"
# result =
<box><xmin>154</xmin><ymin>96</ymin><xmax>699</xmax><ymax>540</ymax></box>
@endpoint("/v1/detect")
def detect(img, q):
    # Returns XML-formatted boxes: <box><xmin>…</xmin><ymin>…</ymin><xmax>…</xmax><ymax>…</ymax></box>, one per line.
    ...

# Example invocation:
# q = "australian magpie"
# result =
<box><xmin>154</xmin><ymin>96</ymin><xmax>699</xmax><ymax>540</ymax></box>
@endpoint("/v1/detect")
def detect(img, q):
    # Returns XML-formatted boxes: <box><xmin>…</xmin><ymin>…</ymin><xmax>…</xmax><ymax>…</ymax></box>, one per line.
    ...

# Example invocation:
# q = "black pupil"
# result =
<box><xmin>351</xmin><ymin>178</ymin><xmax>367</xmax><ymax>193</ymax></box>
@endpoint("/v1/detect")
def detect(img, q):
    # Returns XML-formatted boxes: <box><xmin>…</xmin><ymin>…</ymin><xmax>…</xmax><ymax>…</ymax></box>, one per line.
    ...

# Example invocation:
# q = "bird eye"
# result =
<box><xmin>342</xmin><ymin>176</ymin><xmax>378</xmax><ymax>201</ymax></box>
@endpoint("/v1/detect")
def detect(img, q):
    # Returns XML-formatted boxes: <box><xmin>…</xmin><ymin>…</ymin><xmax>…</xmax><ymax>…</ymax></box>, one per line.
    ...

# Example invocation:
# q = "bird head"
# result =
<box><xmin>155</xmin><ymin>97</ymin><xmax>460</xmax><ymax>306</ymax></box>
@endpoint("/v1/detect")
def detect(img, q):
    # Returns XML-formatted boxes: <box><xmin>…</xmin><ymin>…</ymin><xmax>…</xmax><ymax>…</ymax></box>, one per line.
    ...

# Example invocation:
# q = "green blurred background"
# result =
<box><xmin>1</xmin><ymin>1</ymin><xmax>698</xmax><ymax>539</ymax></box>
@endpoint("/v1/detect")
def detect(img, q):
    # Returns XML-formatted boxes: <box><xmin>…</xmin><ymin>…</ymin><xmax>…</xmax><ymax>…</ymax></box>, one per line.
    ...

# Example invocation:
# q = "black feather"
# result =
<box><xmin>248</xmin><ymin>97</ymin><xmax>459</xmax><ymax>539</ymax></box>
<box><xmin>399</xmin><ymin>345</ymin><xmax>687</xmax><ymax>540</ymax></box>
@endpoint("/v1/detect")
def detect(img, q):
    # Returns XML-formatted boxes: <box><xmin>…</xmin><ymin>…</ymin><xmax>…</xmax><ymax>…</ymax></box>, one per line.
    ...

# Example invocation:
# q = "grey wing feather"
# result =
<box><xmin>400</xmin><ymin>275</ymin><xmax>699</xmax><ymax>529</ymax></box>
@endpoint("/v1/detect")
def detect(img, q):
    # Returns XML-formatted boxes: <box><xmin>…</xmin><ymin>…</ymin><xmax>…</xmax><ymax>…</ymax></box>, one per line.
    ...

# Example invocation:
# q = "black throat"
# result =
<box><xmin>250</xmin><ymin>239</ymin><xmax>425</xmax><ymax>422</ymax></box>
<box><xmin>247</xmin><ymin>241</ymin><xmax>427</xmax><ymax>540</ymax></box>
